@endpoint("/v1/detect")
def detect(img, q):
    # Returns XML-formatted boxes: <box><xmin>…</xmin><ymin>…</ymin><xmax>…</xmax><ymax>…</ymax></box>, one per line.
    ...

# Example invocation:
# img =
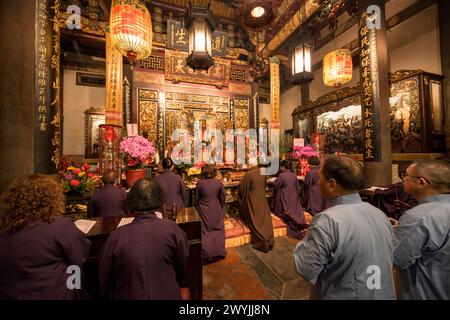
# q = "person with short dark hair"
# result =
<box><xmin>99</xmin><ymin>178</ymin><xmax>189</xmax><ymax>300</ymax></box>
<box><xmin>195</xmin><ymin>164</ymin><xmax>226</xmax><ymax>264</ymax></box>
<box><xmin>87</xmin><ymin>169</ymin><xmax>127</xmax><ymax>218</ymax></box>
<box><xmin>0</xmin><ymin>174</ymin><xmax>91</xmax><ymax>299</ymax></box>
<box><xmin>293</xmin><ymin>156</ymin><xmax>395</xmax><ymax>299</ymax></box>
<box><xmin>155</xmin><ymin>158</ymin><xmax>187</xmax><ymax>212</ymax></box>
<box><xmin>303</xmin><ymin>156</ymin><xmax>330</xmax><ymax>215</ymax></box>
<box><xmin>274</xmin><ymin>160</ymin><xmax>306</xmax><ymax>239</ymax></box>
<box><xmin>393</xmin><ymin>159</ymin><xmax>450</xmax><ymax>299</ymax></box>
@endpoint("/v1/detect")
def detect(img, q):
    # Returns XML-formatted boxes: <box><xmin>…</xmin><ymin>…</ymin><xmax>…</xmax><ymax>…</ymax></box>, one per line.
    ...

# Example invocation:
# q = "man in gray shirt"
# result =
<box><xmin>394</xmin><ymin>159</ymin><xmax>450</xmax><ymax>299</ymax></box>
<box><xmin>293</xmin><ymin>156</ymin><xmax>395</xmax><ymax>299</ymax></box>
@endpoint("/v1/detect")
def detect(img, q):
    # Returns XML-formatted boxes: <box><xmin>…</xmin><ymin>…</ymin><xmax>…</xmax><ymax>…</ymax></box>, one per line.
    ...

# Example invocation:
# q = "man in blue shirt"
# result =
<box><xmin>293</xmin><ymin>155</ymin><xmax>395</xmax><ymax>299</ymax></box>
<box><xmin>393</xmin><ymin>159</ymin><xmax>450</xmax><ymax>299</ymax></box>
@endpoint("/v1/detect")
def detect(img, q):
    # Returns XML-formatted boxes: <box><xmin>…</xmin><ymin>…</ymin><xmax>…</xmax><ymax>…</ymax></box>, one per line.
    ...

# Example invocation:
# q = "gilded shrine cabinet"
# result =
<box><xmin>292</xmin><ymin>70</ymin><xmax>446</xmax><ymax>155</ymax></box>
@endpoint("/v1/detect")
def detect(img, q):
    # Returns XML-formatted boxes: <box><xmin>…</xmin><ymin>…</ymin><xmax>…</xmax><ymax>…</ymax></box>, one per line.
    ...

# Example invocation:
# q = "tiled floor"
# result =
<box><xmin>203</xmin><ymin>236</ymin><xmax>312</xmax><ymax>300</ymax></box>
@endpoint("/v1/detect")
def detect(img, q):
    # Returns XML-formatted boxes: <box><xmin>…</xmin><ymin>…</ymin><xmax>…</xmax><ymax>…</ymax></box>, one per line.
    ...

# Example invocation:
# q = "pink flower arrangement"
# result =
<box><xmin>120</xmin><ymin>136</ymin><xmax>156</xmax><ymax>170</ymax></box>
<box><xmin>290</xmin><ymin>145</ymin><xmax>319</xmax><ymax>161</ymax></box>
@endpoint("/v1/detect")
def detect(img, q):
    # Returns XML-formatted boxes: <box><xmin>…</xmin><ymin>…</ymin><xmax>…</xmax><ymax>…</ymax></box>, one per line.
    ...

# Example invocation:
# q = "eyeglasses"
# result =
<box><xmin>399</xmin><ymin>172</ymin><xmax>431</xmax><ymax>184</ymax></box>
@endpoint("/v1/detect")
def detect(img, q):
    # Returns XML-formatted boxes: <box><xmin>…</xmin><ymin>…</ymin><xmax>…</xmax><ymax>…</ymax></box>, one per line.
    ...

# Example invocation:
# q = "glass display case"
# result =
<box><xmin>292</xmin><ymin>70</ymin><xmax>446</xmax><ymax>154</ymax></box>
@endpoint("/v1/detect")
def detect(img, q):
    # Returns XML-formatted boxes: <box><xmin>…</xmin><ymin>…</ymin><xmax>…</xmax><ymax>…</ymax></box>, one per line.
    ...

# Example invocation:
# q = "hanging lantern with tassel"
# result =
<box><xmin>110</xmin><ymin>0</ymin><xmax>153</xmax><ymax>60</ymax></box>
<box><xmin>322</xmin><ymin>48</ymin><xmax>353</xmax><ymax>87</ymax></box>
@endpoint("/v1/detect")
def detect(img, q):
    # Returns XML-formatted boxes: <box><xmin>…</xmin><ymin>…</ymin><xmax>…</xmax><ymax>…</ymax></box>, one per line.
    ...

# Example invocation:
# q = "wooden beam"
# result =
<box><xmin>386</xmin><ymin>0</ymin><xmax>438</xmax><ymax>29</ymax></box>
<box><xmin>98</xmin><ymin>0</ymin><xmax>111</xmax><ymax>21</ymax></box>
<box><xmin>311</xmin><ymin>0</ymin><xmax>438</xmax><ymax>73</ymax></box>
<box><xmin>313</xmin><ymin>0</ymin><xmax>435</xmax><ymax>52</ymax></box>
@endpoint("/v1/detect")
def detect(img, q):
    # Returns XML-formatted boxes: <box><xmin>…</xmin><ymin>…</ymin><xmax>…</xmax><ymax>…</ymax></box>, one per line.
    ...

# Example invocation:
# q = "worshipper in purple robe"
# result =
<box><xmin>155</xmin><ymin>158</ymin><xmax>187</xmax><ymax>212</ymax></box>
<box><xmin>239</xmin><ymin>158</ymin><xmax>274</xmax><ymax>252</ymax></box>
<box><xmin>0</xmin><ymin>174</ymin><xmax>92</xmax><ymax>299</ymax></box>
<box><xmin>373</xmin><ymin>162</ymin><xmax>418</xmax><ymax>220</ymax></box>
<box><xmin>303</xmin><ymin>156</ymin><xmax>330</xmax><ymax>215</ymax></box>
<box><xmin>99</xmin><ymin>178</ymin><xmax>189</xmax><ymax>300</ymax></box>
<box><xmin>88</xmin><ymin>169</ymin><xmax>127</xmax><ymax>218</ymax></box>
<box><xmin>195</xmin><ymin>164</ymin><xmax>226</xmax><ymax>264</ymax></box>
<box><xmin>273</xmin><ymin>160</ymin><xmax>306</xmax><ymax>239</ymax></box>
<box><xmin>374</xmin><ymin>182</ymin><xmax>418</xmax><ymax>220</ymax></box>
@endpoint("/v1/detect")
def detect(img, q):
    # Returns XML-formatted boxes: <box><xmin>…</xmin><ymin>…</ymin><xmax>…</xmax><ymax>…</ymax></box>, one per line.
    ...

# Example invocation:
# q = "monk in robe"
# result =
<box><xmin>99</xmin><ymin>178</ymin><xmax>189</xmax><ymax>300</ymax></box>
<box><xmin>239</xmin><ymin>158</ymin><xmax>274</xmax><ymax>253</ymax></box>
<box><xmin>155</xmin><ymin>158</ymin><xmax>187</xmax><ymax>212</ymax></box>
<box><xmin>294</xmin><ymin>156</ymin><xmax>395</xmax><ymax>299</ymax></box>
<box><xmin>274</xmin><ymin>159</ymin><xmax>306</xmax><ymax>239</ymax></box>
<box><xmin>374</xmin><ymin>182</ymin><xmax>418</xmax><ymax>220</ymax></box>
<box><xmin>0</xmin><ymin>174</ymin><xmax>92</xmax><ymax>299</ymax></box>
<box><xmin>393</xmin><ymin>160</ymin><xmax>450</xmax><ymax>300</ymax></box>
<box><xmin>303</xmin><ymin>156</ymin><xmax>330</xmax><ymax>215</ymax></box>
<box><xmin>88</xmin><ymin>169</ymin><xmax>127</xmax><ymax>218</ymax></box>
<box><xmin>195</xmin><ymin>164</ymin><xmax>226</xmax><ymax>263</ymax></box>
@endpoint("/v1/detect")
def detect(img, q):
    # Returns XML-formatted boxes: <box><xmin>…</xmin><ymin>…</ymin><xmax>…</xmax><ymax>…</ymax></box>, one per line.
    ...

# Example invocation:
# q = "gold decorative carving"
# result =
<box><xmin>234</xmin><ymin>98</ymin><xmax>249</xmax><ymax>108</ymax></box>
<box><xmin>209</xmin><ymin>96</ymin><xmax>220</xmax><ymax>104</ymax></box>
<box><xmin>166</xmin><ymin>111</ymin><xmax>176</xmax><ymax>142</ymax></box>
<box><xmin>390</xmin><ymin>69</ymin><xmax>423</xmax><ymax>82</ymax></box>
<box><xmin>390</xmin><ymin>77</ymin><xmax>421</xmax><ymax>152</ymax></box>
<box><xmin>184</xmin><ymin>103</ymin><xmax>212</xmax><ymax>110</ymax></box>
<box><xmin>139</xmin><ymin>100</ymin><xmax>158</xmax><ymax>142</ymax></box>
<box><xmin>166</xmin><ymin>92</ymin><xmax>175</xmax><ymax>100</ymax></box>
<box><xmin>234</xmin><ymin>108</ymin><xmax>249</xmax><ymax>130</ymax></box>
<box><xmin>215</xmin><ymin>105</ymin><xmax>229</xmax><ymax>113</ymax></box>
<box><xmin>176</xmin><ymin>93</ymin><xmax>190</xmax><ymax>101</ymax></box>
<box><xmin>166</xmin><ymin>101</ymin><xmax>182</xmax><ymax>110</ymax></box>
<box><xmin>192</xmin><ymin>95</ymin><xmax>208</xmax><ymax>103</ymax></box>
<box><xmin>138</xmin><ymin>89</ymin><xmax>158</xmax><ymax>100</ymax></box>
<box><xmin>222</xmin><ymin>97</ymin><xmax>230</xmax><ymax>105</ymax></box>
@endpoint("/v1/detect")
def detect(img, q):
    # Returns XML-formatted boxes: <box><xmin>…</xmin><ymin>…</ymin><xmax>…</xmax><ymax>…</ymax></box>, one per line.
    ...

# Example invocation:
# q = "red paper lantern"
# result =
<box><xmin>323</xmin><ymin>49</ymin><xmax>353</xmax><ymax>87</ymax></box>
<box><xmin>110</xmin><ymin>0</ymin><xmax>152</xmax><ymax>60</ymax></box>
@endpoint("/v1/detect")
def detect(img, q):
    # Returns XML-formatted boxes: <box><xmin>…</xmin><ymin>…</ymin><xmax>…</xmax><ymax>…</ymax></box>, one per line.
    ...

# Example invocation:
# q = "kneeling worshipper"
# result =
<box><xmin>195</xmin><ymin>164</ymin><xmax>226</xmax><ymax>264</ymax></box>
<box><xmin>0</xmin><ymin>174</ymin><xmax>92</xmax><ymax>299</ymax></box>
<box><xmin>274</xmin><ymin>159</ymin><xmax>306</xmax><ymax>239</ymax></box>
<box><xmin>293</xmin><ymin>156</ymin><xmax>395</xmax><ymax>300</ymax></box>
<box><xmin>238</xmin><ymin>158</ymin><xmax>274</xmax><ymax>253</ymax></box>
<box><xmin>99</xmin><ymin>178</ymin><xmax>189</xmax><ymax>300</ymax></box>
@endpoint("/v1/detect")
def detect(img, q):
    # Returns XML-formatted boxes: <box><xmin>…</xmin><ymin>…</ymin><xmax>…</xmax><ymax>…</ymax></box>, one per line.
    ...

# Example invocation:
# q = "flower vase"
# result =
<box><xmin>126</xmin><ymin>169</ymin><xmax>146</xmax><ymax>188</ymax></box>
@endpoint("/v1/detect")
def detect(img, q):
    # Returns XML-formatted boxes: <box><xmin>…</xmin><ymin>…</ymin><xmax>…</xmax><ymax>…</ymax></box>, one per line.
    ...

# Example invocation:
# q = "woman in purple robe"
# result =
<box><xmin>99</xmin><ymin>178</ymin><xmax>189</xmax><ymax>300</ymax></box>
<box><xmin>274</xmin><ymin>160</ymin><xmax>306</xmax><ymax>239</ymax></box>
<box><xmin>155</xmin><ymin>158</ymin><xmax>187</xmax><ymax>212</ymax></box>
<box><xmin>195</xmin><ymin>164</ymin><xmax>226</xmax><ymax>264</ymax></box>
<box><xmin>303</xmin><ymin>156</ymin><xmax>331</xmax><ymax>215</ymax></box>
<box><xmin>0</xmin><ymin>174</ymin><xmax>92</xmax><ymax>299</ymax></box>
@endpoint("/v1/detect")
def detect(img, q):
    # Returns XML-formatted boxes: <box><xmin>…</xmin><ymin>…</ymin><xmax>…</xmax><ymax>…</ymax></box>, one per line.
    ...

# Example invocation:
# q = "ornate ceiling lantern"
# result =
<box><xmin>291</xmin><ymin>42</ymin><xmax>314</xmax><ymax>85</ymax></box>
<box><xmin>323</xmin><ymin>48</ymin><xmax>353</xmax><ymax>87</ymax></box>
<box><xmin>238</xmin><ymin>0</ymin><xmax>275</xmax><ymax>31</ymax></box>
<box><xmin>185</xmin><ymin>2</ymin><xmax>215</xmax><ymax>71</ymax></box>
<box><xmin>110</xmin><ymin>0</ymin><xmax>153</xmax><ymax>60</ymax></box>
